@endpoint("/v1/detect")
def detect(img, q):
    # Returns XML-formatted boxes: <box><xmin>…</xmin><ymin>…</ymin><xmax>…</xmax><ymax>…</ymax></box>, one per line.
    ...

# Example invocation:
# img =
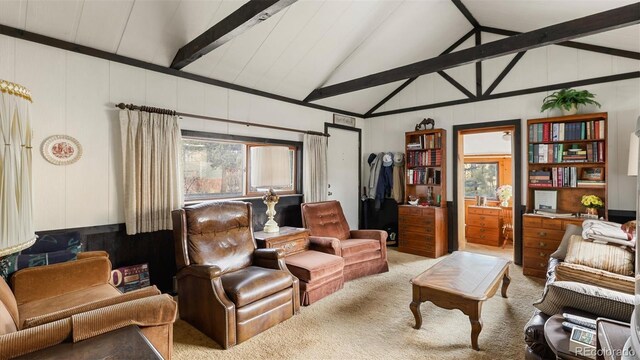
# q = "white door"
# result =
<box><xmin>327</xmin><ymin>126</ymin><xmax>359</xmax><ymax>229</ymax></box>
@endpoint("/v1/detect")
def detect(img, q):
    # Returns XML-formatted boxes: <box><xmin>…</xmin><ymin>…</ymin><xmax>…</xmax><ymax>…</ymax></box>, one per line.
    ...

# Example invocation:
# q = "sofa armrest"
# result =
<box><xmin>523</xmin><ymin>310</ymin><xmax>554</xmax><ymax>359</ymax></box>
<box><xmin>253</xmin><ymin>248</ymin><xmax>287</xmax><ymax>271</ymax></box>
<box><xmin>11</xmin><ymin>256</ymin><xmax>112</xmax><ymax>305</ymax></box>
<box><xmin>71</xmin><ymin>294</ymin><xmax>177</xmax><ymax>342</ymax></box>
<box><xmin>176</xmin><ymin>265</ymin><xmax>222</xmax><ymax>280</ymax></box>
<box><xmin>308</xmin><ymin>236</ymin><xmax>341</xmax><ymax>256</ymax></box>
<box><xmin>23</xmin><ymin>286</ymin><xmax>161</xmax><ymax>328</ymax></box>
<box><xmin>0</xmin><ymin>318</ymin><xmax>73</xmax><ymax>360</ymax></box>
<box><xmin>77</xmin><ymin>251</ymin><xmax>109</xmax><ymax>260</ymax></box>
<box><xmin>350</xmin><ymin>230</ymin><xmax>388</xmax><ymax>243</ymax></box>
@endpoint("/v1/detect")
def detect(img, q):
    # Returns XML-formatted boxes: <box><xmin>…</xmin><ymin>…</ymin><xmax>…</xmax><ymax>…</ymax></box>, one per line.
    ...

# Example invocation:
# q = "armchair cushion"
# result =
<box><xmin>221</xmin><ymin>266</ymin><xmax>293</xmax><ymax>307</ymax></box>
<box><xmin>285</xmin><ymin>251</ymin><xmax>344</xmax><ymax>282</ymax></box>
<box><xmin>340</xmin><ymin>239</ymin><xmax>380</xmax><ymax>258</ymax></box>
<box><xmin>0</xmin><ymin>246</ymin><xmax>81</xmax><ymax>282</ymax></box>
<box><xmin>565</xmin><ymin>235</ymin><xmax>634</xmax><ymax>276</ymax></box>
<box><xmin>555</xmin><ymin>262</ymin><xmax>635</xmax><ymax>294</ymax></box>
<box><xmin>301</xmin><ymin>201</ymin><xmax>351</xmax><ymax>240</ymax></box>
<box><xmin>18</xmin><ymin>284</ymin><xmax>120</xmax><ymax>328</ymax></box>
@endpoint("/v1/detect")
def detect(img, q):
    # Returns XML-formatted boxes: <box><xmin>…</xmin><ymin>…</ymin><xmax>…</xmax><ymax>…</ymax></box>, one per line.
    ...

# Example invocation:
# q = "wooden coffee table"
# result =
<box><xmin>410</xmin><ymin>251</ymin><xmax>512</xmax><ymax>351</ymax></box>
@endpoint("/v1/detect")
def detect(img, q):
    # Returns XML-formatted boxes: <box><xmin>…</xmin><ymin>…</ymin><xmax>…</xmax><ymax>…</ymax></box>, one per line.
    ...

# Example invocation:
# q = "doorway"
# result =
<box><xmin>452</xmin><ymin>120</ymin><xmax>523</xmax><ymax>265</ymax></box>
<box><xmin>325</xmin><ymin>123</ymin><xmax>361</xmax><ymax>229</ymax></box>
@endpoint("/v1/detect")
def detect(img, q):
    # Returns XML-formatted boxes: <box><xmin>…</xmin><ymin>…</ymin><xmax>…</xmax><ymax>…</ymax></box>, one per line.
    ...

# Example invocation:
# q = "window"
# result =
<box><xmin>182</xmin><ymin>132</ymin><xmax>299</xmax><ymax>201</ymax></box>
<box><xmin>464</xmin><ymin>162</ymin><xmax>499</xmax><ymax>198</ymax></box>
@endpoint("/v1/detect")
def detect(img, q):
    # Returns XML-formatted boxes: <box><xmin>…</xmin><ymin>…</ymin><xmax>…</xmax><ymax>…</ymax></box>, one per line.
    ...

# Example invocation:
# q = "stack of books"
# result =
<box><xmin>529</xmin><ymin>170</ymin><xmax>552</xmax><ymax>188</ymax></box>
<box><xmin>407</xmin><ymin>149</ymin><xmax>442</xmax><ymax>167</ymax></box>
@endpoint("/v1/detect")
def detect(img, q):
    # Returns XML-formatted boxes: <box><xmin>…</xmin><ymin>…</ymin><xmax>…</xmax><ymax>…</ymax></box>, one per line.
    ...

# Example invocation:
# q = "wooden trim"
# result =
<box><xmin>483</xmin><ymin>51</ymin><xmax>526</xmax><ymax>96</ymax></box>
<box><xmin>451</xmin><ymin>0</ymin><xmax>480</xmax><ymax>29</ymax></box>
<box><xmin>481</xmin><ymin>26</ymin><xmax>640</xmax><ymax>61</ymax></box>
<box><xmin>452</xmin><ymin>120</ymin><xmax>522</xmax><ymax>265</ymax></box>
<box><xmin>171</xmin><ymin>0</ymin><xmax>297</xmax><ymax>69</ymax></box>
<box><xmin>305</xmin><ymin>3</ymin><xmax>640</xmax><ymax>101</ymax></box>
<box><xmin>0</xmin><ymin>24</ymin><xmax>363</xmax><ymax>119</ymax></box>
<box><xmin>324</xmin><ymin>123</ymin><xmax>362</xmax><ymax>228</ymax></box>
<box><xmin>367</xmin><ymin>71</ymin><xmax>640</xmax><ymax>118</ymax></box>
<box><xmin>245</xmin><ymin>143</ymin><xmax>298</xmax><ymax>197</ymax></box>
<box><xmin>364</xmin><ymin>29</ymin><xmax>476</xmax><ymax>116</ymax></box>
<box><xmin>475</xmin><ymin>30</ymin><xmax>482</xmax><ymax>97</ymax></box>
<box><xmin>438</xmin><ymin>71</ymin><xmax>475</xmax><ymax>98</ymax></box>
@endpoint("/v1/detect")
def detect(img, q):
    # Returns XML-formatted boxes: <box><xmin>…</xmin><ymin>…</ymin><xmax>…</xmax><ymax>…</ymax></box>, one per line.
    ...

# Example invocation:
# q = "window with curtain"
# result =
<box><xmin>464</xmin><ymin>162</ymin><xmax>499</xmax><ymax>199</ymax></box>
<box><xmin>182</xmin><ymin>132</ymin><xmax>299</xmax><ymax>201</ymax></box>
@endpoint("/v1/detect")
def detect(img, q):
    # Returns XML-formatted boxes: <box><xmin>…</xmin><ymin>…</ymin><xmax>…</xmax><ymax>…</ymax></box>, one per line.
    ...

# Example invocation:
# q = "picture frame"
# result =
<box><xmin>534</xmin><ymin>190</ymin><xmax>558</xmax><ymax>210</ymax></box>
<box><xmin>333</xmin><ymin>113</ymin><xmax>356</xmax><ymax>127</ymax></box>
<box><xmin>580</xmin><ymin>167</ymin><xmax>604</xmax><ymax>181</ymax></box>
<box><xmin>41</xmin><ymin>135</ymin><xmax>83</xmax><ymax>165</ymax></box>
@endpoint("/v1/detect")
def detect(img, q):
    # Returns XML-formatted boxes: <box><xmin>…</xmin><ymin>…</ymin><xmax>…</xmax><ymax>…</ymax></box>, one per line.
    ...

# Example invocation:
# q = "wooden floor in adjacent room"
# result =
<box><xmin>172</xmin><ymin>248</ymin><xmax>543</xmax><ymax>360</ymax></box>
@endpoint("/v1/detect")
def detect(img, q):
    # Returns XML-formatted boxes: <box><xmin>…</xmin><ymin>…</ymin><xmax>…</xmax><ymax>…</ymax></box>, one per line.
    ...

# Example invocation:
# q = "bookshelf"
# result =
<box><xmin>398</xmin><ymin>128</ymin><xmax>447</xmax><ymax>258</ymax></box>
<box><xmin>404</xmin><ymin>128</ymin><xmax>447</xmax><ymax>207</ymax></box>
<box><xmin>526</xmin><ymin>112</ymin><xmax>608</xmax><ymax>217</ymax></box>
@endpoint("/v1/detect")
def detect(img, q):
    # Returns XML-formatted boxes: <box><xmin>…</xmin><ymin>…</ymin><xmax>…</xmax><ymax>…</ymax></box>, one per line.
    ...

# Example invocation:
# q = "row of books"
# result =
<box><xmin>407</xmin><ymin>168</ymin><xmax>441</xmax><ymax>185</ymax></box>
<box><xmin>528</xmin><ymin>142</ymin><xmax>604</xmax><ymax>164</ymax></box>
<box><xmin>407</xmin><ymin>132</ymin><xmax>443</xmax><ymax>150</ymax></box>
<box><xmin>407</xmin><ymin>149</ymin><xmax>442</xmax><ymax>167</ymax></box>
<box><xmin>529</xmin><ymin>120</ymin><xmax>605</xmax><ymax>142</ymax></box>
<box><xmin>529</xmin><ymin>168</ymin><xmax>605</xmax><ymax>188</ymax></box>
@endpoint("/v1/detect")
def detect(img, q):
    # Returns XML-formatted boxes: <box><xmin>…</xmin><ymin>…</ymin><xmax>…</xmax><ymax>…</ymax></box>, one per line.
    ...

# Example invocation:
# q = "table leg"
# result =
<box><xmin>501</xmin><ymin>268</ymin><xmax>511</xmax><ymax>298</ymax></box>
<box><xmin>410</xmin><ymin>300</ymin><xmax>422</xmax><ymax>329</ymax></box>
<box><xmin>469</xmin><ymin>301</ymin><xmax>483</xmax><ymax>351</ymax></box>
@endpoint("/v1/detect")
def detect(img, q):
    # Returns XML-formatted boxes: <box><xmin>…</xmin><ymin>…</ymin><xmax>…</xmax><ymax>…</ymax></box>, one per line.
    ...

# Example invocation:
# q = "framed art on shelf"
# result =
<box><xmin>580</xmin><ymin>167</ymin><xmax>604</xmax><ymax>181</ymax></box>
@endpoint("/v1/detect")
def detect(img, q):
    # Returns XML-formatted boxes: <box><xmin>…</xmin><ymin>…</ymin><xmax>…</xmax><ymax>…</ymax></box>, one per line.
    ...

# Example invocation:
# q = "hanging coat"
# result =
<box><xmin>392</xmin><ymin>152</ymin><xmax>405</xmax><ymax>203</ymax></box>
<box><xmin>368</xmin><ymin>152</ymin><xmax>384</xmax><ymax>199</ymax></box>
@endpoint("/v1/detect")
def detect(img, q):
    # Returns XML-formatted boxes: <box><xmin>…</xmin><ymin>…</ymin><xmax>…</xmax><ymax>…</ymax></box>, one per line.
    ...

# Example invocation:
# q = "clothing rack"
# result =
<box><xmin>115</xmin><ymin>103</ymin><xmax>329</xmax><ymax>137</ymax></box>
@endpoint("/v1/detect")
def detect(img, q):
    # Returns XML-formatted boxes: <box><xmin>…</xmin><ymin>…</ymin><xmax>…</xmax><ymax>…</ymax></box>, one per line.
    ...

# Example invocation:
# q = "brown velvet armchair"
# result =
<box><xmin>301</xmin><ymin>201</ymin><xmax>389</xmax><ymax>281</ymax></box>
<box><xmin>172</xmin><ymin>201</ymin><xmax>299</xmax><ymax>349</ymax></box>
<box><xmin>0</xmin><ymin>252</ymin><xmax>176</xmax><ymax>359</ymax></box>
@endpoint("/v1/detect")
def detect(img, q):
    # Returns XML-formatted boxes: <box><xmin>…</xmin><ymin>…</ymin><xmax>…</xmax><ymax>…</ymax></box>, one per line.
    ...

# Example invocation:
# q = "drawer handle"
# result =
<box><xmin>480</xmin><ymin>235</ymin><xmax>485</xmax><ymax>239</ymax></box>
<box><xmin>480</xmin><ymin>229</ymin><xmax>485</xmax><ymax>232</ymax></box>
<box><xmin>539</xmin><ymin>252</ymin><xmax>545</xmax><ymax>257</ymax></box>
<box><xmin>539</xmin><ymin>263</ymin><xmax>546</xmax><ymax>268</ymax></box>
<box><xmin>480</xmin><ymin>223</ymin><xmax>485</xmax><ymax>226</ymax></box>
<box><xmin>283</xmin><ymin>243</ymin><xmax>295</xmax><ymax>250</ymax></box>
<box><xmin>479</xmin><ymin>216</ymin><xmax>485</xmax><ymax>220</ymax></box>
<box><xmin>539</xmin><ymin>242</ymin><xmax>546</xmax><ymax>247</ymax></box>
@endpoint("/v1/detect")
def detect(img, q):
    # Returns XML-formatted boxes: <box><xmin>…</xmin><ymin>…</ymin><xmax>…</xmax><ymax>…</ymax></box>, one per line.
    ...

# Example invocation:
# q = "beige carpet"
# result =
<box><xmin>173</xmin><ymin>249</ymin><xmax>544</xmax><ymax>360</ymax></box>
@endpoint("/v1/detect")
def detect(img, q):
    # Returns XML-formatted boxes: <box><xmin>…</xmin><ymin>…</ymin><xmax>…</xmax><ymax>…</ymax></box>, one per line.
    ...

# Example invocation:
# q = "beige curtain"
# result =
<box><xmin>0</xmin><ymin>81</ymin><xmax>35</xmax><ymax>256</ymax></box>
<box><xmin>303</xmin><ymin>134</ymin><xmax>328</xmax><ymax>203</ymax></box>
<box><xmin>119</xmin><ymin>110</ymin><xmax>183</xmax><ymax>235</ymax></box>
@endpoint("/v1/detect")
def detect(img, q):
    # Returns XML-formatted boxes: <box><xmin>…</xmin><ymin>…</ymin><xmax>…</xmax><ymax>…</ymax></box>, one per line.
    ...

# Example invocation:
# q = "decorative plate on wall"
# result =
<box><xmin>41</xmin><ymin>135</ymin><xmax>83</xmax><ymax>165</ymax></box>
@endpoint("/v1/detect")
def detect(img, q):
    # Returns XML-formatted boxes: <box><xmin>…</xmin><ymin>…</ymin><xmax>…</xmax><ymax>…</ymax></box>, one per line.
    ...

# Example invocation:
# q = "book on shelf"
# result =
<box><xmin>529</xmin><ymin>120</ymin><xmax>604</xmax><ymax>143</ymax></box>
<box><xmin>528</xmin><ymin>142</ymin><xmax>602</xmax><ymax>164</ymax></box>
<box><xmin>407</xmin><ymin>168</ymin><xmax>441</xmax><ymax>185</ymax></box>
<box><xmin>407</xmin><ymin>149</ymin><xmax>441</xmax><ymax>167</ymax></box>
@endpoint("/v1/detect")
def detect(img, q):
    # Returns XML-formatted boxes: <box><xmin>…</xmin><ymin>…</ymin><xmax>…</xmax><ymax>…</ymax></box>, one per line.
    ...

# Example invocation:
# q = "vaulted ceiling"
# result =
<box><xmin>0</xmin><ymin>0</ymin><xmax>638</xmax><ymax>117</ymax></box>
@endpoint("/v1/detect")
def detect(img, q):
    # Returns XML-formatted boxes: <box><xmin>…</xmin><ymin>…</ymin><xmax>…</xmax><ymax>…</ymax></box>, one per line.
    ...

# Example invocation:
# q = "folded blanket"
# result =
<box><xmin>587</xmin><ymin>234</ymin><xmax>635</xmax><ymax>249</ymax></box>
<box><xmin>582</xmin><ymin>220</ymin><xmax>631</xmax><ymax>241</ymax></box>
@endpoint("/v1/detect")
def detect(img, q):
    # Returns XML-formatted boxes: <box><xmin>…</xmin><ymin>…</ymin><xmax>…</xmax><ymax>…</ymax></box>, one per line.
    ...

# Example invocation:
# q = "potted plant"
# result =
<box><xmin>540</xmin><ymin>88</ymin><xmax>601</xmax><ymax>115</ymax></box>
<box><xmin>581</xmin><ymin>194</ymin><xmax>603</xmax><ymax>217</ymax></box>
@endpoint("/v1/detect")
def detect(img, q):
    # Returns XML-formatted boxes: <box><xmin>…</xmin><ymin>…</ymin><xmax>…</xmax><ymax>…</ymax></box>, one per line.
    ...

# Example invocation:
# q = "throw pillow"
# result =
<box><xmin>0</xmin><ymin>245</ymin><xmax>81</xmax><ymax>281</ymax></box>
<box><xmin>533</xmin><ymin>281</ymin><xmax>634</xmax><ymax>322</ymax></box>
<box><xmin>550</xmin><ymin>224</ymin><xmax>583</xmax><ymax>260</ymax></box>
<box><xmin>555</xmin><ymin>262</ymin><xmax>634</xmax><ymax>294</ymax></box>
<box><xmin>564</xmin><ymin>235</ymin><xmax>634</xmax><ymax>276</ymax></box>
<box><xmin>21</xmin><ymin>232</ymin><xmax>82</xmax><ymax>254</ymax></box>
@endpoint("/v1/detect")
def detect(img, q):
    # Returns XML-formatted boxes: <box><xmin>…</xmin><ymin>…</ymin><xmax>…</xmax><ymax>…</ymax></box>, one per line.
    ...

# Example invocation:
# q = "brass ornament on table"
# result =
<box><xmin>262</xmin><ymin>188</ymin><xmax>280</xmax><ymax>233</ymax></box>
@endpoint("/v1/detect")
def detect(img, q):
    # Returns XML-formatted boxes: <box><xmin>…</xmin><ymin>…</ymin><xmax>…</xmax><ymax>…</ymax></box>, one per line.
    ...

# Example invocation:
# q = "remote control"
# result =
<box><xmin>562</xmin><ymin>321</ymin><xmax>591</xmax><ymax>333</ymax></box>
<box><xmin>562</xmin><ymin>313</ymin><xmax>596</xmax><ymax>330</ymax></box>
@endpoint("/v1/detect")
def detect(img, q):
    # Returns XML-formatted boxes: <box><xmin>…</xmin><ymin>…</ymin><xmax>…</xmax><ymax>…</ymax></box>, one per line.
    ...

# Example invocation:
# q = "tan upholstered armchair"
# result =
<box><xmin>172</xmin><ymin>201</ymin><xmax>299</xmax><ymax>349</ymax></box>
<box><xmin>301</xmin><ymin>201</ymin><xmax>389</xmax><ymax>281</ymax></box>
<box><xmin>0</xmin><ymin>252</ymin><xmax>176</xmax><ymax>359</ymax></box>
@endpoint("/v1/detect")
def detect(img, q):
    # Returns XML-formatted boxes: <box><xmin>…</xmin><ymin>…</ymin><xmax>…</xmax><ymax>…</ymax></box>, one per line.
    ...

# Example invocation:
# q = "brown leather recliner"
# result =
<box><xmin>301</xmin><ymin>201</ymin><xmax>389</xmax><ymax>281</ymax></box>
<box><xmin>172</xmin><ymin>201</ymin><xmax>300</xmax><ymax>349</ymax></box>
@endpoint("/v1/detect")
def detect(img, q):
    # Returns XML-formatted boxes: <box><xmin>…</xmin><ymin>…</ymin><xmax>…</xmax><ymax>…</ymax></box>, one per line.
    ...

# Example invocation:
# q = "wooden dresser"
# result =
<box><xmin>398</xmin><ymin>205</ymin><xmax>447</xmax><ymax>258</ymax></box>
<box><xmin>253</xmin><ymin>227</ymin><xmax>310</xmax><ymax>257</ymax></box>
<box><xmin>466</xmin><ymin>206</ymin><xmax>503</xmax><ymax>247</ymax></box>
<box><xmin>522</xmin><ymin>214</ymin><xmax>583</xmax><ymax>278</ymax></box>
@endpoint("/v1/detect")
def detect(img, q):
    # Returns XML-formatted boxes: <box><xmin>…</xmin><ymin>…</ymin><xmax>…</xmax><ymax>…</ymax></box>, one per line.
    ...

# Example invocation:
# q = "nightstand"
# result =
<box><xmin>254</xmin><ymin>226</ymin><xmax>310</xmax><ymax>257</ymax></box>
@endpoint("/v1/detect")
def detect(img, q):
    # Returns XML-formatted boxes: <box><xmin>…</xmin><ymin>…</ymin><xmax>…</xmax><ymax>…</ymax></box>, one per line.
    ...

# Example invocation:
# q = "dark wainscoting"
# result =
<box><xmin>35</xmin><ymin>195</ymin><xmax>303</xmax><ymax>294</ymax></box>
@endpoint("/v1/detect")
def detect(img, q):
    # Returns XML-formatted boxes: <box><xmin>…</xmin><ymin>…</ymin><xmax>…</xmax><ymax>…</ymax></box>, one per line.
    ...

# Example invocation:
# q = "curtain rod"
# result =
<box><xmin>115</xmin><ymin>103</ymin><xmax>329</xmax><ymax>137</ymax></box>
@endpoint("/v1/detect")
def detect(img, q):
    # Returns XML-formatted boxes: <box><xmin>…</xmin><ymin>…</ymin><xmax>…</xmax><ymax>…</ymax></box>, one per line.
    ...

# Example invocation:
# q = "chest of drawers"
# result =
<box><xmin>398</xmin><ymin>205</ymin><xmax>447</xmax><ymax>258</ymax></box>
<box><xmin>254</xmin><ymin>227</ymin><xmax>310</xmax><ymax>257</ymax></box>
<box><xmin>522</xmin><ymin>214</ymin><xmax>583</xmax><ymax>278</ymax></box>
<box><xmin>466</xmin><ymin>206</ymin><xmax>503</xmax><ymax>247</ymax></box>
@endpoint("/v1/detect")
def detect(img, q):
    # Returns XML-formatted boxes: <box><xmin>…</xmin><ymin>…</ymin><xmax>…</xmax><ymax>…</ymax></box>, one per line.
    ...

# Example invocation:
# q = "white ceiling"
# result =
<box><xmin>0</xmin><ymin>0</ymin><xmax>637</xmax><ymax>115</ymax></box>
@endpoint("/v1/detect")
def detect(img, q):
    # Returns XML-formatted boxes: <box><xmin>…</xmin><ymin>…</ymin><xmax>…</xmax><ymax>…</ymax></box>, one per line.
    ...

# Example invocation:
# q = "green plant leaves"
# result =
<box><xmin>540</xmin><ymin>88</ymin><xmax>601</xmax><ymax>112</ymax></box>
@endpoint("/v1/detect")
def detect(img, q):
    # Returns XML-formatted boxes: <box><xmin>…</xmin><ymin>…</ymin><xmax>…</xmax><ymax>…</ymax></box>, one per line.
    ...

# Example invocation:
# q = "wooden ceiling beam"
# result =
<box><xmin>304</xmin><ymin>3</ymin><xmax>640</xmax><ymax>102</ymax></box>
<box><xmin>170</xmin><ymin>0</ymin><xmax>297</xmax><ymax>70</ymax></box>
<box><xmin>451</xmin><ymin>0</ymin><xmax>480</xmax><ymax>29</ymax></box>
<box><xmin>480</xmin><ymin>26</ymin><xmax>640</xmax><ymax>60</ymax></box>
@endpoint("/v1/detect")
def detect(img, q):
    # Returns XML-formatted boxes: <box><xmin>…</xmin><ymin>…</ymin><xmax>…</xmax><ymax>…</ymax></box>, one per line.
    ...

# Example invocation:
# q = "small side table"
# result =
<box><xmin>596</xmin><ymin>318</ymin><xmax>630</xmax><ymax>360</ymax></box>
<box><xmin>254</xmin><ymin>226</ymin><xmax>310</xmax><ymax>257</ymax></box>
<box><xmin>545</xmin><ymin>314</ymin><xmax>594</xmax><ymax>360</ymax></box>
